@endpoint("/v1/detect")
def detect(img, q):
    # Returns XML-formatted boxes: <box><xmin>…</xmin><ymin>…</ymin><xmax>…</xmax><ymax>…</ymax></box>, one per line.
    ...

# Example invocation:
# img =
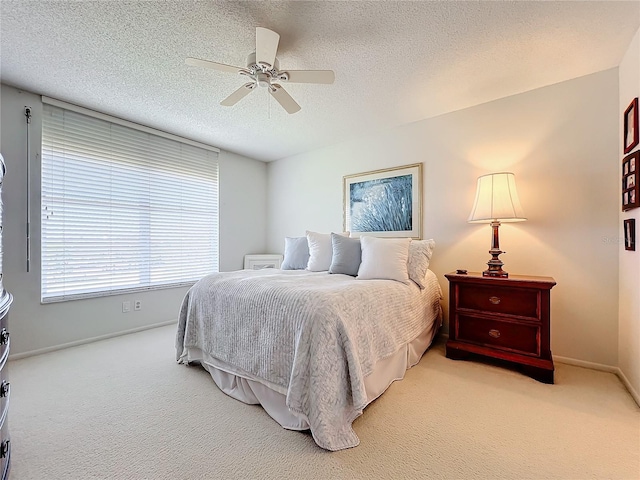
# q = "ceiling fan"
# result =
<box><xmin>186</xmin><ymin>27</ymin><xmax>335</xmax><ymax>114</ymax></box>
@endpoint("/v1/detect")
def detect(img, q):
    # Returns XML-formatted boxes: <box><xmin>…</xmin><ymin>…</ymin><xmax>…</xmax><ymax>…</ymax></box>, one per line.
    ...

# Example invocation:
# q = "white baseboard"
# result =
<box><xmin>553</xmin><ymin>355</ymin><xmax>618</xmax><ymax>373</ymax></box>
<box><xmin>615</xmin><ymin>367</ymin><xmax>640</xmax><ymax>408</ymax></box>
<box><xmin>9</xmin><ymin>319</ymin><xmax>178</xmax><ymax>361</ymax></box>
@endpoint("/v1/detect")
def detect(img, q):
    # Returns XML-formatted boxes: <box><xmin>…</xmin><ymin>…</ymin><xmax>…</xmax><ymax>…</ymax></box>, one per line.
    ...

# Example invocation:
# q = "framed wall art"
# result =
<box><xmin>624</xmin><ymin>97</ymin><xmax>639</xmax><ymax>154</ymax></box>
<box><xmin>622</xmin><ymin>151</ymin><xmax>639</xmax><ymax>211</ymax></box>
<box><xmin>343</xmin><ymin>163</ymin><xmax>422</xmax><ymax>238</ymax></box>
<box><xmin>624</xmin><ymin>219</ymin><xmax>635</xmax><ymax>251</ymax></box>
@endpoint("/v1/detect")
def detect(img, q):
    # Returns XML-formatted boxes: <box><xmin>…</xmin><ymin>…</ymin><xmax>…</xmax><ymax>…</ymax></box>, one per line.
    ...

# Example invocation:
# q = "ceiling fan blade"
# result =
<box><xmin>186</xmin><ymin>57</ymin><xmax>244</xmax><ymax>74</ymax></box>
<box><xmin>269</xmin><ymin>84</ymin><xmax>301</xmax><ymax>114</ymax></box>
<box><xmin>256</xmin><ymin>27</ymin><xmax>280</xmax><ymax>68</ymax></box>
<box><xmin>283</xmin><ymin>70</ymin><xmax>335</xmax><ymax>85</ymax></box>
<box><xmin>220</xmin><ymin>83</ymin><xmax>256</xmax><ymax>106</ymax></box>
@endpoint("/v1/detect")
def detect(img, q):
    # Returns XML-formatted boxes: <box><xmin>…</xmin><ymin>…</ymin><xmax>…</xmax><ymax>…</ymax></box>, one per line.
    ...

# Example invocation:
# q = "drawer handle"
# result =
<box><xmin>488</xmin><ymin>329</ymin><xmax>501</xmax><ymax>339</ymax></box>
<box><xmin>0</xmin><ymin>440</ymin><xmax>8</xmax><ymax>459</ymax></box>
<box><xmin>0</xmin><ymin>381</ymin><xmax>9</xmax><ymax>398</ymax></box>
<box><xmin>489</xmin><ymin>296</ymin><xmax>501</xmax><ymax>305</ymax></box>
<box><xmin>0</xmin><ymin>329</ymin><xmax>8</xmax><ymax>346</ymax></box>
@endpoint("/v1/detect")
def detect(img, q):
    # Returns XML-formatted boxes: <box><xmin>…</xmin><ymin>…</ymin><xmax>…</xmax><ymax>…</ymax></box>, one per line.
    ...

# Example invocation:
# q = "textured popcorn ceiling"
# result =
<box><xmin>1</xmin><ymin>1</ymin><xmax>639</xmax><ymax>161</ymax></box>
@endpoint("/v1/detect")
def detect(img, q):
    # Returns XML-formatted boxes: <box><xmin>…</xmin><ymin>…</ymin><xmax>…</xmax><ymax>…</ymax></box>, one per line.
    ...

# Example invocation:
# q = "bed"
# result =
<box><xmin>176</xmin><ymin>268</ymin><xmax>442</xmax><ymax>451</ymax></box>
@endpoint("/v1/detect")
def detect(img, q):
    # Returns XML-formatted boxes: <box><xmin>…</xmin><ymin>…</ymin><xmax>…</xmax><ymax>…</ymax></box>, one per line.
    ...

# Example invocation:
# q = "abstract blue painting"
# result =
<box><xmin>344</xmin><ymin>164</ymin><xmax>422</xmax><ymax>238</ymax></box>
<box><xmin>350</xmin><ymin>175</ymin><xmax>412</xmax><ymax>232</ymax></box>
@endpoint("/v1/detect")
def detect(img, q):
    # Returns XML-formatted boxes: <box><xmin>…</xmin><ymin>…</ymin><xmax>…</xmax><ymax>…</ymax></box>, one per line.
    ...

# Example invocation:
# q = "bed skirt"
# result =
<box><xmin>181</xmin><ymin>316</ymin><xmax>441</xmax><ymax>432</ymax></box>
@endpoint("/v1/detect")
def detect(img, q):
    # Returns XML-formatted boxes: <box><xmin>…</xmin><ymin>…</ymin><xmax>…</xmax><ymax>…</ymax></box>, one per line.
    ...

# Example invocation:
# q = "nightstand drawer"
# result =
<box><xmin>456</xmin><ymin>315</ymin><xmax>540</xmax><ymax>356</ymax></box>
<box><xmin>458</xmin><ymin>284</ymin><xmax>539</xmax><ymax>319</ymax></box>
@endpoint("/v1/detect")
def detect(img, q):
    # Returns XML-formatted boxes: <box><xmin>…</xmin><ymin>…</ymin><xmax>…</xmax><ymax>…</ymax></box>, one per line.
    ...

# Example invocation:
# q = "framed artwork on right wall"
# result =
<box><xmin>622</xmin><ymin>151</ymin><xmax>639</xmax><ymax>211</ymax></box>
<box><xmin>624</xmin><ymin>219</ymin><xmax>636</xmax><ymax>251</ymax></box>
<box><xmin>624</xmin><ymin>97</ymin><xmax>639</xmax><ymax>154</ymax></box>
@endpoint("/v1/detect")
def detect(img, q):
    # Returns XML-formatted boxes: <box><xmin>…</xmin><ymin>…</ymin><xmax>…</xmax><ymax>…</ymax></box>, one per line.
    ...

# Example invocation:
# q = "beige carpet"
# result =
<box><xmin>8</xmin><ymin>325</ymin><xmax>640</xmax><ymax>480</ymax></box>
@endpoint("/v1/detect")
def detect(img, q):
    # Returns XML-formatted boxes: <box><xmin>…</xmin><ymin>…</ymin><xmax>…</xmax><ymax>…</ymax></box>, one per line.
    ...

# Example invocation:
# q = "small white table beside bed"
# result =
<box><xmin>176</xmin><ymin>235</ymin><xmax>442</xmax><ymax>451</ymax></box>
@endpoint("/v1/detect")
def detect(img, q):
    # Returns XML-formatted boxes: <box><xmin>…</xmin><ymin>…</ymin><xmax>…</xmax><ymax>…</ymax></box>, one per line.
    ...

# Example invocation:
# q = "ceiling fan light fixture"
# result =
<box><xmin>256</xmin><ymin>73</ymin><xmax>270</xmax><ymax>88</ymax></box>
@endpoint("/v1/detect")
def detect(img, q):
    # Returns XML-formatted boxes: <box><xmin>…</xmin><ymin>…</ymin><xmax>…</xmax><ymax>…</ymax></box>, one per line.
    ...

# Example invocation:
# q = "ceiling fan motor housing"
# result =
<box><xmin>245</xmin><ymin>52</ymin><xmax>285</xmax><ymax>85</ymax></box>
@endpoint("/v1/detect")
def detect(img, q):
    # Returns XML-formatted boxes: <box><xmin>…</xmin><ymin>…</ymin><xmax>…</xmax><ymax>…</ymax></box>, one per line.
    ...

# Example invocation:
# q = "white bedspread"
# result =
<box><xmin>176</xmin><ymin>269</ymin><xmax>442</xmax><ymax>451</ymax></box>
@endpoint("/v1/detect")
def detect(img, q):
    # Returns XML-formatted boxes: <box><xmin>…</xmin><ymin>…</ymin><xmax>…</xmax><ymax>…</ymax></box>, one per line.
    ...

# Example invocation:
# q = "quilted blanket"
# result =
<box><xmin>176</xmin><ymin>269</ymin><xmax>441</xmax><ymax>450</ymax></box>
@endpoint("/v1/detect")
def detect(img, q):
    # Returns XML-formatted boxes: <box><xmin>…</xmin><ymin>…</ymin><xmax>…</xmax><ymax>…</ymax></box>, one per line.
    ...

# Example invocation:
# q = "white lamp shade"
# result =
<box><xmin>468</xmin><ymin>172</ymin><xmax>527</xmax><ymax>223</ymax></box>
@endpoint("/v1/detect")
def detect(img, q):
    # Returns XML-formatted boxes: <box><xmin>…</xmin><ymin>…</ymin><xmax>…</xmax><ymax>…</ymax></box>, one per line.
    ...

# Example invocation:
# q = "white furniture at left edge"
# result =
<box><xmin>243</xmin><ymin>254</ymin><xmax>284</xmax><ymax>270</ymax></box>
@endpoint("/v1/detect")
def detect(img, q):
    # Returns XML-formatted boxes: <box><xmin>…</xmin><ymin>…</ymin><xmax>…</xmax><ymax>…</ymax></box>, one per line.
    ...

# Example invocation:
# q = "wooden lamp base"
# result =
<box><xmin>483</xmin><ymin>220</ymin><xmax>508</xmax><ymax>278</ymax></box>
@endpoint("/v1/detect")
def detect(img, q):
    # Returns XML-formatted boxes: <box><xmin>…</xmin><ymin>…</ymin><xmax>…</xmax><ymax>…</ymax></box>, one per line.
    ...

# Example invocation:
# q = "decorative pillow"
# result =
<box><xmin>281</xmin><ymin>236</ymin><xmax>310</xmax><ymax>270</ymax></box>
<box><xmin>306</xmin><ymin>231</ymin><xmax>349</xmax><ymax>272</ymax></box>
<box><xmin>329</xmin><ymin>234</ymin><xmax>361</xmax><ymax>276</ymax></box>
<box><xmin>357</xmin><ymin>236</ymin><xmax>411</xmax><ymax>284</ymax></box>
<box><xmin>407</xmin><ymin>239</ymin><xmax>436</xmax><ymax>289</ymax></box>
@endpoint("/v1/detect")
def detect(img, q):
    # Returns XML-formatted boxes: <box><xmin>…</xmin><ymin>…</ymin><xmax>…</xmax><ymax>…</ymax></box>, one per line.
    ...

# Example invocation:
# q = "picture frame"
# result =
<box><xmin>624</xmin><ymin>97</ymin><xmax>639</xmax><ymax>154</ymax></box>
<box><xmin>243</xmin><ymin>254</ymin><xmax>283</xmax><ymax>270</ymax></box>
<box><xmin>628</xmin><ymin>174</ymin><xmax>636</xmax><ymax>189</ymax></box>
<box><xmin>622</xmin><ymin>151</ymin><xmax>640</xmax><ymax>211</ymax></box>
<box><xmin>344</xmin><ymin>163</ymin><xmax>422</xmax><ymax>238</ymax></box>
<box><xmin>624</xmin><ymin>219</ymin><xmax>635</xmax><ymax>251</ymax></box>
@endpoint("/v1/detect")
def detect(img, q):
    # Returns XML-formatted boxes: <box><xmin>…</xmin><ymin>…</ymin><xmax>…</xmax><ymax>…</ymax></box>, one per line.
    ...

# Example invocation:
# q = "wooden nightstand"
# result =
<box><xmin>445</xmin><ymin>272</ymin><xmax>556</xmax><ymax>383</ymax></box>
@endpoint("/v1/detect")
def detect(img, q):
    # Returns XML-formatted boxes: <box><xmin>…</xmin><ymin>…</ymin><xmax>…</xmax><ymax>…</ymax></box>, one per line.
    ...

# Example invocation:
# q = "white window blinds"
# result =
<box><xmin>41</xmin><ymin>102</ymin><xmax>219</xmax><ymax>302</ymax></box>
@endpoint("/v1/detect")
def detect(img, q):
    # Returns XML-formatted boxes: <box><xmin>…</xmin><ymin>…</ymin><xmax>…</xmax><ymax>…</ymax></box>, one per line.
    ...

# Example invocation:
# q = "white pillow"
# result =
<box><xmin>306</xmin><ymin>231</ymin><xmax>349</xmax><ymax>272</ymax></box>
<box><xmin>407</xmin><ymin>239</ymin><xmax>435</xmax><ymax>289</ymax></box>
<box><xmin>357</xmin><ymin>236</ymin><xmax>411</xmax><ymax>284</ymax></box>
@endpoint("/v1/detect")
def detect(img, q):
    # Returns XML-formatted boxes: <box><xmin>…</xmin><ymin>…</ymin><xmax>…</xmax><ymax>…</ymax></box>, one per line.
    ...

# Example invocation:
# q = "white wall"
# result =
<box><xmin>618</xmin><ymin>28</ymin><xmax>640</xmax><ymax>401</ymax></box>
<box><xmin>0</xmin><ymin>84</ymin><xmax>268</xmax><ymax>356</ymax></box>
<box><xmin>268</xmin><ymin>69</ymin><xmax>620</xmax><ymax>367</ymax></box>
<box><xmin>218</xmin><ymin>149</ymin><xmax>268</xmax><ymax>268</ymax></box>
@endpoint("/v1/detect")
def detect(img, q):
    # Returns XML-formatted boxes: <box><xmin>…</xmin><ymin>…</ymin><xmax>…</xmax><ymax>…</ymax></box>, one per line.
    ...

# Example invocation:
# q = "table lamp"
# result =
<box><xmin>468</xmin><ymin>172</ymin><xmax>526</xmax><ymax>278</ymax></box>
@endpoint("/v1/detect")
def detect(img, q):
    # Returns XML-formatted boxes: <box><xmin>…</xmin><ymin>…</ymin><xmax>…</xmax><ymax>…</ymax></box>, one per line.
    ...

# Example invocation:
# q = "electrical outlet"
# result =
<box><xmin>134</xmin><ymin>300</ymin><xmax>141</xmax><ymax>311</ymax></box>
<box><xmin>122</xmin><ymin>301</ymin><xmax>131</xmax><ymax>313</ymax></box>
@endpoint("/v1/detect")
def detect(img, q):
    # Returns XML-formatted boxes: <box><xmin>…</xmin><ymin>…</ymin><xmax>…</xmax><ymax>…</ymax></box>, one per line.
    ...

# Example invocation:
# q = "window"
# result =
<box><xmin>41</xmin><ymin>101</ymin><xmax>219</xmax><ymax>302</ymax></box>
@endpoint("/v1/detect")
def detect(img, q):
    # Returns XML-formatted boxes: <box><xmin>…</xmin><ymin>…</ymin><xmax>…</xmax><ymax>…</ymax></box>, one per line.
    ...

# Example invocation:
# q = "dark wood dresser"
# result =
<box><xmin>445</xmin><ymin>271</ymin><xmax>556</xmax><ymax>383</ymax></box>
<box><xmin>0</xmin><ymin>154</ymin><xmax>12</xmax><ymax>479</ymax></box>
